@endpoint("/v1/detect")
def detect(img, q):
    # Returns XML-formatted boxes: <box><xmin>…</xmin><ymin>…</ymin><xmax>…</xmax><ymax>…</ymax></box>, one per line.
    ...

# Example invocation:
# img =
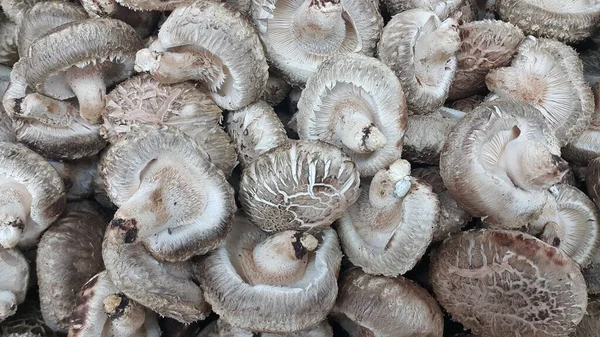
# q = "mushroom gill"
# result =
<box><xmin>0</xmin><ymin>248</ymin><xmax>28</xmax><ymax>322</ymax></box>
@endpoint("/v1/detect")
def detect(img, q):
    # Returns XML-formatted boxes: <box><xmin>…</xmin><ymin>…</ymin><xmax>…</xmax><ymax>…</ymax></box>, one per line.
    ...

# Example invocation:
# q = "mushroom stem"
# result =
<box><xmin>0</xmin><ymin>290</ymin><xmax>17</xmax><ymax>320</ymax></box>
<box><xmin>66</xmin><ymin>67</ymin><xmax>106</xmax><ymax>125</ymax></box>
<box><xmin>243</xmin><ymin>231</ymin><xmax>318</xmax><ymax>286</ymax></box>
<box><xmin>20</xmin><ymin>93</ymin><xmax>77</xmax><ymax>125</ymax></box>
<box><xmin>414</xmin><ymin>18</ymin><xmax>460</xmax><ymax>85</ymax></box>
<box><xmin>104</xmin><ymin>294</ymin><xmax>146</xmax><ymax>336</ymax></box>
<box><xmin>369</xmin><ymin>159</ymin><xmax>412</xmax><ymax>209</ymax></box>
<box><xmin>335</xmin><ymin>108</ymin><xmax>387</xmax><ymax>153</ymax></box>
<box><xmin>0</xmin><ymin>184</ymin><xmax>31</xmax><ymax>249</ymax></box>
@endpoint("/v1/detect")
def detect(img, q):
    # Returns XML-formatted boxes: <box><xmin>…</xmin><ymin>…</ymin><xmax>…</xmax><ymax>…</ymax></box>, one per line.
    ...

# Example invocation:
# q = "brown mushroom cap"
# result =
<box><xmin>197</xmin><ymin>319</ymin><xmax>333</xmax><ymax>337</ymax></box>
<box><xmin>381</xmin><ymin>0</ymin><xmax>477</xmax><ymax>21</ymax></box>
<box><xmin>0</xmin><ymin>12</ymin><xmax>18</xmax><ymax>67</ymax></box>
<box><xmin>0</xmin><ymin>248</ymin><xmax>29</xmax><ymax>322</ymax></box>
<box><xmin>103</xmin><ymin>73</ymin><xmax>237</xmax><ymax>175</ymax></box>
<box><xmin>333</xmin><ymin>268</ymin><xmax>444</xmax><ymax>337</ymax></box>
<box><xmin>430</xmin><ymin>229</ymin><xmax>588</xmax><ymax>337</ymax></box>
<box><xmin>239</xmin><ymin>140</ymin><xmax>360</xmax><ymax>233</ymax></box>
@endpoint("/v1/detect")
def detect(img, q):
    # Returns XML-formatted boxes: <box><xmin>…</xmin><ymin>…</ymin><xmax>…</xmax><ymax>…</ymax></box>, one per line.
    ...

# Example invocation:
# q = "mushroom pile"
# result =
<box><xmin>0</xmin><ymin>1</ymin><xmax>600</xmax><ymax>337</ymax></box>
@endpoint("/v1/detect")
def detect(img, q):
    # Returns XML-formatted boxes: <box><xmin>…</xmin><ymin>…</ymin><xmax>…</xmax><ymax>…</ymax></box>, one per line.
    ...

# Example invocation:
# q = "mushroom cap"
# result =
<box><xmin>198</xmin><ymin>216</ymin><xmax>342</xmax><ymax>333</ymax></box>
<box><xmin>101</xmin><ymin>125</ymin><xmax>236</xmax><ymax>261</ymax></box>
<box><xmin>115</xmin><ymin>0</ymin><xmax>194</xmax><ymax>11</ymax></box>
<box><xmin>103</xmin><ymin>73</ymin><xmax>236</xmax><ymax>176</ymax></box>
<box><xmin>0</xmin><ymin>13</ymin><xmax>18</xmax><ymax>67</ymax></box>
<box><xmin>381</xmin><ymin>0</ymin><xmax>477</xmax><ymax>21</ymax></box>
<box><xmin>333</xmin><ymin>268</ymin><xmax>444</xmax><ymax>337</ymax></box>
<box><xmin>486</xmin><ymin>37</ymin><xmax>594</xmax><ymax>146</ymax></box>
<box><xmin>296</xmin><ymin>53</ymin><xmax>407</xmax><ymax>176</ymax></box>
<box><xmin>0</xmin><ymin>248</ymin><xmax>29</xmax><ymax>321</ymax></box>
<box><xmin>23</xmin><ymin>18</ymin><xmax>142</xmax><ymax>100</ymax></box>
<box><xmin>402</xmin><ymin>109</ymin><xmax>461</xmax><ymax>165</ymax></box>
<box><xmin>0</xmin><ymin>0</ymin><xmax>46</xmax><ymax>24</ymax></box>
<box><xmin>36</xmin><ymin>201</ymin><xmax>106</xmax><ymax>332</ymax></box>
<box><xmin>447</xmin><ymin>19</ymin><xmax>525</xmax><ymax>101</ymax></box>
<box><xmin>140</xmin><ymin>1</ymin><xmax>268</xmax><ymax>110</ymax></box>
<box><xmin>440</xmin><ymin>99</ymin><xmax>565</xmax><ymax>229</ymax></box>
<box><xmin>0</xmin><ymin>142</ymin><xmax>66</xmax><ymax>248</ymax></box>
<box><xmin>197</xmin><ymin>319</ymin><xmax>333</xmax><ymax>337</ymax></box>
<box><xmin>225</xmin><ymin>100</ymin><xmax>288</xmax><ymax>168</ymax></box>
<box><xmin>261</xmin><ymin>72</ymin><xmax>292</xmax><ymax>107</ymax></box>
<box><xmin>430</xmin><ymin>229</ymin><xmax>588</xmax><ymax>337</ymax></box>
<box><xmin>239</xmin><ymin>140</ymin><xmax>360</xmax><ymax>233</ymax></box>
<box><xmin>495</xmin><ymin>0</ymin><xmax>600</xmax><ymax>43</ymax></box>
<box><xmin>251</xmin><ymin>0</ymin><xmax>383</xmax><ymax>85</ymax></box>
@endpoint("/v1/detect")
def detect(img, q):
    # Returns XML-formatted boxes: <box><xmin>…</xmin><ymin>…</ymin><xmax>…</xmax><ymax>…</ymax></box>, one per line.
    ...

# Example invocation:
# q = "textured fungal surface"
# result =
<box><xmin>431</xmin><ymin>229</ymin><xmax>588</xmax><ymax>337</ymax></box>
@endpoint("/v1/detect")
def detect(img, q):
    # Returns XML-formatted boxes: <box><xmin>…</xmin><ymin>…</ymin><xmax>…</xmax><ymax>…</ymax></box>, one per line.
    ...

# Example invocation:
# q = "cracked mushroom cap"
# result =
<box><xmin>333</xmin><ymin>268</ymin><xmax>444</xmax><ymax>337</ymax></box>
<box><xmin>486</xmin><ymin>37</ymin><xmax>594</xmax><ymax>146</ymax></box>
<box><xmin>495</xmin><ymin>0</ymin><xmax>600</xmax><ymax>43</ymax></box>
<box><xmin>197</xmin><ymin>319</ymin><xmax>333</xmax><ymax>337</ymax></box>
<box><xmin>23</xmin><ymin>18</ymin><xmax>143</xmax><ymax>124</ymax></box>
<box><xmin>337</xmin><ymin>159</ymin><xmax>440</xmax><ymax>277</ymax></box>
<box><xmin>102</xmin><ymin>73</ymin><xmax>237</xmax><ymax>176</ymax></box>
<box><xmin>381</xmin><ymin>0</ymin><xmax>477</xmax><ymax>21</ymax></box>
<box><xmin>134</xmin><ymin>1</ymin><xmax>268</xmax><ymax>111</ymax></box>
<box><xmin>101</xmin><ymin>125</ymin><xmax>235</xmax><ymax>261</ymax></box>
<box><xmin>378</xmin><ymin>8</ymin><xmax>460</xmax><ymax>114</ymax></box>
<box><xmin>198</xmin><ymin>215</ymin><xmax>342</xmax><ymax>333</ymax></box>
<box><xmin>49</xmin><ymin>157</ymin><xmax>98</xmax><ymax>201</ymax></box>
<box><xmin>251</xmin><ymin>0</ymin><xmax>383</xmax><ymax>85</ymax></box>
<box><xmin>239</xmin><ymin>140</ymin><xmax>360</xmax><ymax>233</ymax></box>
<box><xmin>0</xmin><ymin>142</ymin><xmax>66</xmax><ymax>249</ymax></box>
<box><xmin>225</xmin><ymin>101</ymin><xmax>288</xmax><ymax>168</ymax></box>
<box><xmin>430</xmin><ymin>229</ymin><xmax>588</xmax><ymax>337</ymax></box>
<box><xmin>0</xmin><ymin>12</ymin><xmax>18</xmax><ymax>67</ymax></box>
<box><xmin>563</xmin><ymin>82</ymin><xmax>600</xmax><ymax>166</ymax></box>
<box><xmin>447</xmin><ymin>19</ymin><xmax>525</xmax><ymax>101</ymax></box>
<box><xmin>0</xmin><ymin>248</ymin><xmax>28</xmax><ymax>322</ymax></box>
<box><xmin>68</xmin><ymin>271</ymin><xmax>161</xmax><ymax>337</ymax></box>
<box><xmin>36</xmin><ymin>201</ymin><xmax>106</xmax><ymax>332</ymax></box>
<box><xmin>440</xmin><ymin>100</ymin><xmax>568</xmax><ymax>229</ymax></box>
<box><xmin>296</xmin><ymin>53</ymin><xmax>407</xmax><ymax>176</ymax></box>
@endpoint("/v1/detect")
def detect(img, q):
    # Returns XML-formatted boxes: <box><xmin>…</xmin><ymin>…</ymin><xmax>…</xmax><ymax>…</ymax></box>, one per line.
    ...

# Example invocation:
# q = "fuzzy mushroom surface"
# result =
<box><xmin>0</xmin><ymin>12</ymin><xmax>18</xmax><ymax>67</ymax></box>
<box><xmin>0</xmin><ymin>248</ymin><xmax>28</xmax><ymax>322</ymax></box>
<box><xmin>562</xmin><ymin>82</ymin><xmax>600</xmax><ymax>166</ymax></box>
<box><xmin>197</xmin><ymin>319</ymin><xmax>333</xmax><ymax>337</ymax></box>
<box><xmin>381</xmin><ymin>0</ymin><xmax>477</xmax><ymax>21</ymax></box>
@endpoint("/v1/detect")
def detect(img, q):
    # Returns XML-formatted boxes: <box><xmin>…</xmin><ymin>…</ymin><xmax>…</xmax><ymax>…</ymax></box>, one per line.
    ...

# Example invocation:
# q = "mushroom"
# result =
<box><xmin>239</xmin><ymin>140</ymin><xmax>360</xmax><ymax>233</ymax></box>
<box><xmin>336</xmin><ymin>159</ymin><xmax>440</xmax><ymax>277</ymax></box>
<box><xmin>296</xmin><ymin>53</ymin><xmax>407</xmax><ymax>176</ymax></box>
<box><xmin>0</xmin><ymin>142</ymin><xmax>65</xmax><ymax>249</ymax></box>
<box><xmin>225</xmin><ymin>101</ymin><xmax>288</xmax><ymax>168</ymax></box>
<box><xmin>22</xmin><ymin>18</ymin><xmax>143</xmax><ymax>124</ymax></box>
<box><xmin>332</xmin><ymin>267</ymin><xmax>444</xmax><ymax>337</ymax></box>
<box><xmin>78</xmin><ymin>1</ymin><xmax>160</xmax><ymax>38</ymax></box>
<box><xmin>583</xmin><ymin>252</ymin><xmax>600</xmax><ymax>295</ymax></box>
<box><xmin>251</xmin><ymin>0</ymin><xmax>383</xmax><ymax>86</ymax></box>
<box><xmin>440</xmin><ymin>99</ymin><xmax>567</xmax><ymax>230</ymax></box>
<box><xmin>0</xmin><ymin>292</ymin><xmax>54</xmax><ymax>337</ymax></box>
<box><xmin>495</xmin><ymin>0</ymin><xmax>600</xmax><ymax>43</ymax></box>
<box><xmin>197</xmin><ymin>319</ymin><xmax>333</xmax><ymax>337</ymax></box>
<box><xmin>36</xmin><ymin>201</ymin><xmax>106</xmax><ymax>332</ymax></box>
<box><xmin>0</xmin><ymin>12</ymin><xmax>18</xmax><ymax>67</ymax></box>
<box><xmin>378</xmin><ymin>8</ymin><xmax>460</xmax><ymax>114</ymax></box>
<box><xmin>486</xmin><ymin>37</ymin><xmax>594</xmax><ymax>146</ymax></box>
<box><xmin>447</xmin><ymin>20</ymin><xmax>525</xmax><ymax>101</ymax></box>
<box><xmin>562</xmin><ymin>82</ymin><xmax>600</xmax><ymax>166</ymax></box>
<box><xmin>135</xmin><ymin>1</ymin><xmax>269</xmax><ymax>111</ymax></box>
<box><xmin>0</xmin><ymin>0</ymin><xmax>46</xmax><ymax>25</ymax></box>
<box><xmin>102</xmin><ymin>73</ymin><xmax>237</xmax><ymax>176</ymax></box>
<box><xmin>586</xmin><ymin>156</ymin><xmax>600</xmax><ymax>210</ymax></box>
<box><xmin>430</xmin><ymin>229</ymin><xmax>588</xmax><ymax>337</ymax></box>
<box><xmin>197</xmin><ymin>214</ymin><xmax>342</xmax><ymax>333</ymax></box>
<box><xmin>48</xmin><ymin>157</ymin><xmax>98</xmax><ymax>201</ymax></box>
<box><xmin>381</xmin><ymin>0</ymin><xmax>477</xmax><ymax>21</ymax></box>
<box><xmin>0</xmin><ymin>65</ymin><xmax>16</xmax><ymax>143</ymax></box>
<box><xmin>261</xmin><ymin>72</ymin><xmax>291</xmax><ymax>107</ymax></box>
<box><xmin>0</xmin><ymin>248</ymin><xmax>28</xmax><ymax>322</ymax></box>
<box><xmin>68</xmin><ymin>271</ymin><xmax>161</xmax><ymax>337</ymax></box>
<box><xmin>573</xmin><ymin>295</ymin><xmax>600</xmax><ymax>337</ymax></box>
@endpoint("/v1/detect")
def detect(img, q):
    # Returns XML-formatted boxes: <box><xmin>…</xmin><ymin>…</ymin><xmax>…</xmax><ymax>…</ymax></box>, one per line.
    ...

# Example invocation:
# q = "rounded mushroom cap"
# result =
<box><xmin>103</xmin><ymin>73</ymin><xmax>236</xmax><ymax>175</ymax></box>
<box><xmin>296</xmin><ymin>53</ymin><xmax>407</xmax><ymax>176</ymax></box>
<box><xmin>0</xmin><ymin>13</ymin><xmax>18</xmax><ymax>67</ymax></box>
<box><xmin>0</xmin><ymin>248</ymin><xmax>29</xmax><ymax>322</ymax></box>
<box><xmin>36</xmin><ymin>201</ymin><xmax>106</xmax><ymax>332</ymax></box>
<box><xmin>333</xmin><ymin>268</ymin><xmax>444</xmax><ymax>337</ymax></box>
<box><xmin>239</xmin><ymin>140</ymin><xmax>360</xmax><ymax>233</ymax></box>
<box><xmin>430</xmin><ymin>229</ymin><xmax>588</xmax><ymax>337</ymax></box>
<box><xmin>495</xmin><ymin>0</ymin><xmax>600</xmax><ymax>43</ymax></box>
<box><xmin>197</xmin><ymin>319</ymin><xmax>333</xmax><ymax>337</ymax></box>
<box><xmin>381</xmin><ymin>0</ymin><xmax>477</xmax><ymax>21</ymax></box>
<box><xmin>402</xmin><ymin>109</ymin><xmax>461</xmax><ymax>165</ymax></box>
<box><xmin>198</xmin><ymin>215</ymin><xmax>342</xmax><ymax>333</ymax></box>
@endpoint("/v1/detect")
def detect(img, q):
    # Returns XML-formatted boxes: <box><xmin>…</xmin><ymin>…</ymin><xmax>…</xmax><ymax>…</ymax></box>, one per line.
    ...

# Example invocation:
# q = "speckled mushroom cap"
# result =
<box><xmin>0</xmin><ymin>13</ymin><xmax>18</xmax><ymax>67</ymax></box>
<box><xmin>261</xmin><ymin>72</ymin><xmax>291</xmax><ymax>107</ymax></box>
<box><xmin>198</xmin><ymin>215</ymin><xmax>342</xmax><ymax>333</ymax></box>
<box><xmin>226</xmin><ymin>101</ymin><xmax>288</xmax><ymax>168</ymax></box>
<box><xmin>36</xmin><ymin>201</ymin><xmax>106</xmax><ymax>332</ymax></box>
<box><xmin>135</xmin><ymin>1</ymin><xmax>268</xmax><ymax>111</ymax></box>
<box><xmin>101</xmin><ymin>125</ymin><xmax>236</xmax><ymax>261</ymax></box>
<box><xmin>296</xmin><ymin>53</ymin><xmax>407</xmax><ymax>176</ymax></box>
<box><xmin>0</xmin><ymin>0</ymin><xmax>46</xmax><ymax>24</ymax></box>
<box><xmin>381</xmin><ymin>0</ymin><xmax>477</xmax><ymax>21</ymax></box>
<box><xmin>102</xmin><ymin>73</ymin><xmax>237</xmax><ymax>176</ymax></box>
<box><xmin>486</xmin><ymin>37</ymin><xmax>594</xmax><ymax>146</ymax></box>
<box><xmin>495</xmin><ymin>0</ymin><xmax>600</xmax><ymax>43</ymax></box>
<box><xmin>430</xmin><ymin>229</ymin><xmax>588</xmax><ymax>337</ymax></box>
<box><xmin>68</xmin><ymin>271</ymin><xmax>161</xmax><ymax>337</ymax></box>
<box><xmin>337</xmin><ymin>160</ymin><xmax>440</xmax><ymax>277</ymax></box>
<box><xmin>0</xmin><ymin>142</ymin><xmax>66</xmax><ymax>249</ymax></box>
<box><xmin>378</xmin><ymin>8</ymin><xmax>460</xmax><ymax>114</ymax></box>
<box><xmin>447</xmin><ymin>20</ymin><xmax>525</xmax><ymax>101</ymax></box>
<box><xmin>333</xmin><ymin>268</ymin><xmax>444</xmax><ymax>337</ymax></box>
<box><xmin>440</xmin><ymin>100</ymin><xmax>567</xmax><ymax>230</ymax></box>
<box><xmin>0</xmin><ymin>248</ymin><xmax>28</xmax><ymax>322</ymax></box>
<box><xmin>197</xmin><ymin>319</ymin><xmax>333</xmax><ymax>337</ymax></box>
<box><xmin>251</xmin><ymin>0</ymin><xmax>383</xmax><ymax>85</ymax></box>
<box><xmin>239</xmin><ymin>140</ymin><xmax>360</xmax><ymax>233</ymax></box>
<box><xmin>563</xmin><ymin>83</ymin><xmax>600</xmax><ymax>166</ymax></box>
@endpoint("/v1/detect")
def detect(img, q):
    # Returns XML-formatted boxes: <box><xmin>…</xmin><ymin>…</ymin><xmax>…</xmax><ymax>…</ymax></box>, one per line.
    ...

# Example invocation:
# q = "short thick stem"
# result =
<box><xmin>104</xmin><ymin>294</ymin><xmax>146</xmax><ymax>336</ymax></box>
<box><xmin>369</xmin><ymin>159</ymin><xmax>412</xmax><ymax>209</ymax></box>
<box><xmin>0</xmin><ymin>290</ymin><xmax>17</xmax><ymax>320</ymax></box>
<box><xmin>66</xmin><ymin>68</ymin><xmax>106</xmax><ymax>124</ymax></box>
<box><xmin>335</xmin><ymin>109</ymin><xmax>386</xmax><ymax>154</ymax></box>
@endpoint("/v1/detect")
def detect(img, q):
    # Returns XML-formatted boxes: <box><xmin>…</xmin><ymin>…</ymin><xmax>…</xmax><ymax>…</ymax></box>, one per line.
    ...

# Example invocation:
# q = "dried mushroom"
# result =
<box><xmin>296</xmin><ymin>53</ymin><xmax>407</xmax><ymax>176</ymax></box>
<box><xmin>0</xmin><ymin>248</ymin><xmax>28</xmax><ymax>322</ymax></box>
<box><xmin>135</xmin><ymin>1</ymin><xmax>269</xmax><ymax>111</ymax></box>
<box><xmin>0</xmin><ymin>12</ymin><xmax>18</xmax><ymax>67</ymax></box>
<box><xmin>431</xmin><ymin>229</ymin><xmax>588</xmax><ymax>337</ymax></box>
<box><xmin>586</xmin><ymin>156</ymin><xmax>600</xmax><ymax>210</ymax></box>
<box><xmin>198</xmin><ymin>215</ymin><xmax>342</xmax><ymax>333</ymax></box>
<box><xmin>573</xmin><ymin>296</ymin><xmax>600</xmax><ymax>337</ymax></box>
<box><xmin>563</xmin><ymin>82</ymin><xmax>600</xmax><ymax>166</ymax></box>
<box><xmin>251</xmin><ymin>0</ymin><xmax>383</xmax><ymax>85</ymax></box>
<box><xmin>0</xmin><ymin>0</ymin><xmax>46</xmax><ymax>24</ymax></box>
<box><xmin>78</xmin><ymin>0</ymin><xmax>159</xmax><ymax>38</ymax></box>
<box><xmin>583</xmin><ymin>252</ymin><xmax>600</xmax><ymax>295</ymax></box>
<box><xmin>336</xmin><ymin>159</ymin><xmax>440</xmax><ymax>276</ymax></box>
<box><xmin>197</xmin><ymin>319</ymin><xmax>333</xmax><ymax>337</ymax></box>
<box><xmin>381</xmin><ymin>0</ymin><xmax>477</xmax><ymax>21</ymax></box>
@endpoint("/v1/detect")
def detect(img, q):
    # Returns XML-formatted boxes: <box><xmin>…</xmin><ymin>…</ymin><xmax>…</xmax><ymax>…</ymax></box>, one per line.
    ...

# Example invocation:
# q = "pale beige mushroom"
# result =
<box><xmin>0</xmin><ymin>248</ymin><xmax>28</xmax><ymax>322</ymax></box>
<box><xmin>0</xmin><ymin>0</ymin><xmax>47</xmax><ymax>25</ymax></box>
<box><xmin>381</xmin><ymin>0</ymin><xmax>477</xmax><ymax>21</ymax></box>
